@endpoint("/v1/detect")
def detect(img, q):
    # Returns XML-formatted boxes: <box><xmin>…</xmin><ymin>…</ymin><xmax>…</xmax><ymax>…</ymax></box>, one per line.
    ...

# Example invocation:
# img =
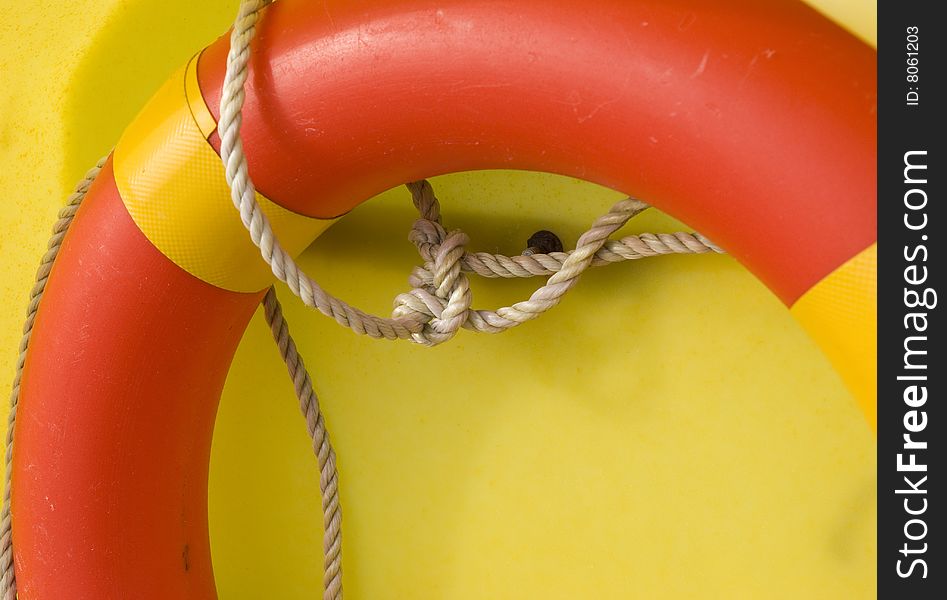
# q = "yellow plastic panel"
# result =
<box><xmin>792</xmin><ymin>244</ymin><xmax>877</xmax><ymax>431</ymax></box>
<box><xmin>113</xmin><ymin>56</ymin><xmax>335</xmax><ymax>293</ymax></box>
<box><xmin>1</xmin><ymin>1</ymin><xmax>875</xmax><ymax>599</ymax></box>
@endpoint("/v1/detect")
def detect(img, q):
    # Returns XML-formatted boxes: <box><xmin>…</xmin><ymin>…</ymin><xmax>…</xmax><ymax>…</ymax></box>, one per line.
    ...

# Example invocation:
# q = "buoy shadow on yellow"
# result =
<box><xmin>0</xmin><ymin>1</ymin><xmax>876</xmax><ymax>598</ymax></box>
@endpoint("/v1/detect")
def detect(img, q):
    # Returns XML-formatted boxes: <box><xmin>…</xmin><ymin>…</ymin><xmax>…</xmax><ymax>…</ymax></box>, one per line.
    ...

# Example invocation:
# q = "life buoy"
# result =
<box><xmin>11</xmin><ymin>0</ymin><xmax>875</xmax><ymax>597</ymax></box>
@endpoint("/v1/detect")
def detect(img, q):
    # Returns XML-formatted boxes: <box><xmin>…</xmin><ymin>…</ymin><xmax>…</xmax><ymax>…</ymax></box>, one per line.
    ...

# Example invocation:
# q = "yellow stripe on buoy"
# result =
<box><xmin>185</xmin><ymin>53</ymin><xmax>219</xmax><ymax>139</ymax></box>
<box><xmin>791</xmin><ymin>243</ymin><xmax>876</xmax><ymax>430</ymax></box>
<box><xmin>113</xmin><ymin>54</ymin><xmax>336</xmax><ymax>293</ymax></box>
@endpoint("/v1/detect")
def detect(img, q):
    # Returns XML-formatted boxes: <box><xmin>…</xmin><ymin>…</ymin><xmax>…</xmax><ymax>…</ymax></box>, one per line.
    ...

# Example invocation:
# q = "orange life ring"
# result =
<box><xmin>12</xmin><ymin>0</ymin><xmax>875</xmax><ymax>597</ymax></box>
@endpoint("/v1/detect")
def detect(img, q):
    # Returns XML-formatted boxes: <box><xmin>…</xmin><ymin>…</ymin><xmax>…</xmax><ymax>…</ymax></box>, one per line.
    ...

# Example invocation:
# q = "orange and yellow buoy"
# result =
<box><xmin>8</xmin><ymin>0</ymin><xmax>874</xmax><ymax>597</ymax></box>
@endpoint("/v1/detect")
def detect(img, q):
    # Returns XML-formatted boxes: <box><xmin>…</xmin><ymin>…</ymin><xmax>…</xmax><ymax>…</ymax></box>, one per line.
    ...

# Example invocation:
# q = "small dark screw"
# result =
<box><xmin>522</xmin><ymin>230</ymin><xmax>564</xmax><ymax>256</ymax></box>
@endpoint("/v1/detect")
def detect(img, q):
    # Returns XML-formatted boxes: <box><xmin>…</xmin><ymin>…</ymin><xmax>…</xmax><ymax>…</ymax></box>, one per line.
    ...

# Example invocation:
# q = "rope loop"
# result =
<box><xmin>219</xmin><ymin>0</ymin><xmax>723</xmax><ymax>351</ymax></box>
<box><xmin>2</xmin><ymin>2</ymin><xmax>727</xmax><ymax>599</ymax></box>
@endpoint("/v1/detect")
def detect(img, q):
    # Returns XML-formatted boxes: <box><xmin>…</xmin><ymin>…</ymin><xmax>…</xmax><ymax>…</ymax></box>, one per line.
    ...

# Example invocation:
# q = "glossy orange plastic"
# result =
<box><xmin>199</xmin><ymin>0</ymin><xmax>876</xmax><ymax>306</ymax></box>
<box><xmin>12</xmin><ymin>0</ymin><xmax>875</xmax><ymax>597</ymax></box>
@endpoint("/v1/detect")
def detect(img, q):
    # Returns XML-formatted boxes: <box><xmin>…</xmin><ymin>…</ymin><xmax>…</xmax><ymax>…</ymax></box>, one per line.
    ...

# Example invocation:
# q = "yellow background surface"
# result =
<box><xmin>1</xmin><ymin>2</ymin><xmax>875</xmax><ymax>598</ymax></box>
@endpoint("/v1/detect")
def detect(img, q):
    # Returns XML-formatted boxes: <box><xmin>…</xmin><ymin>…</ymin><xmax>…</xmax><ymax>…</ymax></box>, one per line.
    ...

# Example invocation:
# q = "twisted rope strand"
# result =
<box><xmin>262</xmin><ymin>289</ymin><xmax>343</xmax><ymax>600</ymax></box>
<box><xmin>1</xmin><ymin>156</ymin><xmax>107</xmax><ymax>600</ymax></box>
<box><xmin>219</xmin><ymin>0</ymin><xmax>422</xmax><ymax>342</ymax></box>
<box><xmin>393</xmin><ymin>184</ymin><xmax>660</xmax><ymax>344</ymax></box>
<box><xmin>4</xmin><ymin>1</ymin><xmax>725</xmax><ymax>597</ymax></box>
<box><xmin>447</xmin><ymin>233</ymin><xmax>721</xmax><ymax>281</ymax></box>
<box><xmin>0</xmin><ymin>159</ymin><xmax>345</xmax><ymax>600</ymax></box>
<box><xmin>220</xmin><ymin>3</ymin><xmax>723</xmax><ymax>349</ymax></box>
<box><xmin>0</xmin><ymin>169</ymin><xmax>722</xmax><ymax>600</ymax></box>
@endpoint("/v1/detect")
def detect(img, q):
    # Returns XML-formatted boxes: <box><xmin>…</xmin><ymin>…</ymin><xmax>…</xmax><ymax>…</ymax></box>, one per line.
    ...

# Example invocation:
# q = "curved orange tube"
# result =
<box><xmin>13</xmin><ymin>0</ymin><xmax>875</xmax><ymax>597</ymax></box>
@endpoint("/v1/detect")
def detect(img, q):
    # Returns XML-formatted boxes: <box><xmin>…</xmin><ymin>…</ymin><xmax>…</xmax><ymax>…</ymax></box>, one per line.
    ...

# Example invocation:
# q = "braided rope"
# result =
<box><xmin>221</xmin><ymin>1</ymin><xmax>723</xmax><ymax>348</ymax></box>
<box><xmin>441</xmin><ymin>233</ymin><xmax>721</xmax><ymax>280</ymax></box>
<box><xmin>220</xmin><ymin>0</ymin><xmax>421</xmax><ymax>342</ymax></box>
<box><xmin>3</xmin><ymin>2</ymin><xmax>724</xmax><ymax>597</ymax></box>
<box><xmin>1</xmin><ymin>157</ymin><xmax>107</xmax><ymax>600</ymax></box>
<box><xmin>397</xmin><ymin>181</ymin><xmax>722</xmax><ymax>345</ymax></box>
<box><xmin>262</xmin><ymin>289</ymin><xmax>343</xmax><ymax>599</ymax></box>
<box><xmin>0</xmin><ymin>160</ymin><xmax>344</xmax><ymax>600</ymax></box>
<box><xmin>0</xmin><ymin>178</ymin><xmax>718</xmax><ymax>600</ymax></box>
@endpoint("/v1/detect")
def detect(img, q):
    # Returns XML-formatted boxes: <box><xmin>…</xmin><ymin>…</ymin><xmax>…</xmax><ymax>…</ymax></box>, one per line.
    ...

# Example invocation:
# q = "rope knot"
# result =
<box><xmin>393</xmin><ymin>206</ymin><xmax>472</xmax><ymax>346</ymax></box>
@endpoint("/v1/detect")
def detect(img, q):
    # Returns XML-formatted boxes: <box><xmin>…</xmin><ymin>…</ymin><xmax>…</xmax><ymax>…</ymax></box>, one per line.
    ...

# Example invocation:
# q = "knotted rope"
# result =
<box><xmin>2</xmin><ymin>1</ymin><xmax>724</xmax><ymax>598</ymax></box>
<box><xmin>0</xmin><ymin>165</ymin><xmax>345</xmax><ymax>598</ymax></box>
<box><xmin>392</xmin><ymin>181</ymin><xmax>720</xmax><ymax>346</ymax></box>
<box><xmin>220</xmin><ymin>0</ymin><xmax>721</xmax><ymax>349</ymax></box>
